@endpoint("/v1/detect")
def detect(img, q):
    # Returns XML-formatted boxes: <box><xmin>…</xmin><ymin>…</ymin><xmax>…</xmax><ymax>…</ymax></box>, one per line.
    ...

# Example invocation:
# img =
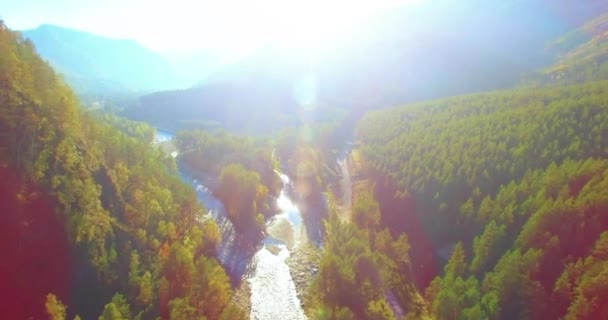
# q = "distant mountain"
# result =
<box><xmin>124</xmin><ymin>47</ymin><xmax>344</xmax><ymax>134</ymax></box>
<box><xmin>125</xmin><ymin>0</ymin><xmax>608</xmax><ymax>132</ymax></box>
<box><xmin>22</xmin><ymin>24</ymin><xmax>181</xmax><ymax>96</ymax></box>
<box><xmin>165</xmin><ymin>49</ymin><xmax>247</xmax><ymax>87</ymax></box>
<box><xmin>309</xmin><ymin>0</ymin><xmax>608</xmax><ymax>108</ymax></box>
<box><xmin>535</xmin><ymin>12</ymin><xmax>608</xmax><ymax>84</ymax></box>
<box><xmin>125</xmin><ymin>79</ymin><xmax>304</xmax><ymax>134</ymax></box>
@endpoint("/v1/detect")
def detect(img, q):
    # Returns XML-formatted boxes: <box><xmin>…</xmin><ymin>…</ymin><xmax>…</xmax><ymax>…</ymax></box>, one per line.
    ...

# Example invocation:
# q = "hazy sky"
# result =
<box><xmin>2</xmin><ymin>0</ymin><xmax>421</xmax><ymax>54</ymax></box>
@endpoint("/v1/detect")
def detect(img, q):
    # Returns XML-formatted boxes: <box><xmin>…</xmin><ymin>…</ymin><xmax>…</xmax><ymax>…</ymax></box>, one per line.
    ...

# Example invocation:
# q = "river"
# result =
<box><xmin>250</xmin><ymin>173</ymin><xmax>307</xmax><ymax>320</ymax></box>
<box><xmin>157</xmin><ymin>131</ymin><xmax>406</xmax><ymax>319</ymax></box>
<box><xmin>156</xmin><ymin>131</ymin><xmax>307</xmax><ymax>320</ymax></box>
<box><xmin>153</xmin><ymin>128</ymin><xmax>174</xmax><ymax>144</ymax></box>
<box><xmin>337</xmin><ymin>147</ymin><xmax>352</xmax><ymax>211</ymax></box>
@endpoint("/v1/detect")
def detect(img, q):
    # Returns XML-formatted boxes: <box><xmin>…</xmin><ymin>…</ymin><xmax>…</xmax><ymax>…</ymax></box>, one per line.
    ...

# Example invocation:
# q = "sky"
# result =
<box><xmin>2</xmin><ymin>0</ymin><xmax>422</xmax><ymax>55</ymax></box>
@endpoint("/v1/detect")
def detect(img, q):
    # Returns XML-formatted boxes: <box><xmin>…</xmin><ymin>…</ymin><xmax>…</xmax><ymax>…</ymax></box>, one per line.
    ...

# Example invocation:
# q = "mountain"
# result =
<box><xmin>123</xmin><ymin>47</ymin><xmax>319</xmax><ymax>133</ymax></box>
<box><xmin>345</xmin><ymin>4</ymin><xmax>608</xmax><ymax>318</ymax></box>
<box><xmin>126</xmin><ymin>0</ymin><xmax>608</xmax><ymax>132</ymax></box>
<box><xmin>534</xmin><ymin>12</ymin><xmax>608</xmax><ymax>84</ymax></box>
<box><xmin>0</xmin><ymin>21</ymin><xmax>245</xmax><ymax>319</ymax></box>
<box><xmin>354</xmin><ymin>79</ymin><xmax>608</xmax><ymax>319</ymax></box>
<box><xmin>165</xmin><ymin>49</ymin><xmax>248</xmax><ymax>87</ymax></box>
<box><xmin>21</xmin><ymin>24</ymin><xmax>181</xmax><ymax>96</ymax></box>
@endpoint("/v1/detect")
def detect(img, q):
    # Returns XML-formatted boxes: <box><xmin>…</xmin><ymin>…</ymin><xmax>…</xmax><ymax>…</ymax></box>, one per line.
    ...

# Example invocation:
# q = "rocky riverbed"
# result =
<box><xmin>286</xmin><ymin>243</ymin><xmax>322</xmax><ymax>307</ymax></box>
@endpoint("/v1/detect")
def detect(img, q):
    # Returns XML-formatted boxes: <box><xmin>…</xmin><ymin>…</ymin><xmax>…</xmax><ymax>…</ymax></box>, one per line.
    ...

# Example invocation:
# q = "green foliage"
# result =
<box><xmin>45</xmin><ymin>294</ymin><xmax>67</xmax><ymax>320</ymax></box>
<box><xmin>274</xmin><ymin>121</ymin><xmax>351</xmax><ymax>199</ymax></box>
<box><xmin>357</xmin><ymin>81</ymin><xmax>608</xmax><ymax>243</ymax></box>
<box><xmin>356</xmin><ymin>59</ymin><xmax>608</xmax><ymax>317</ymax></box>
<box><xmin>168</xmin><ymin>298</ymin><xmax>197</xmax><ymax>320</ymax></box>
<box><xmin>422</xmin><ymin>158</ymin><xmax>608</xmax><ymax>318</ymax></box>
<box><xmin>217</xmin><ymin>163</ymin><xmax>268</xmax><ymax>235</ymax></box>
<box><xmin>96</xmin><ymin>113</ymin><xmax>156</xmax><ymax>142</ymax></box>
<box><xmin>307</xmin><ymin>189</ymin><xmax>427</xmax><ymax>319</ymax></box>
<box><xmin>175</xmin><ymin>130</ymin><xmax>281</xmax><ymax>233</ymax></box>
<box><xmin>175</xmin><ymin>130</ymin><xmax>256</xmax><ymax>173</ymax></box>
<box><xmin>99</xmin><ymin>303</ymin><xmax>125</xmax><ymax>320</ymax></box>
<box><xmin>98</xmin><ymin>293</ymin><xmax>135</xmax><ymax>320</ymax></box>
<box><xmin>556</xmin><ymin>233</ymin><xmax>608</xmax><ymax>319</ymax></box>
<box><xmin>333</xmin><ymin>307</ymin><xmax>355</xmax><ymax>320</ymax></box>
<box><xmin>352</xmin><ymin>187</ymin><xmax>381</xmax><ymax>230</ymax></box>
<box><xmin>470</xmin><ymin>221</ymin><xmax>506</xmax><ymax>274</ymax></box>
<box><xmin>445</xmin><ymin>243</ymin><xmax>467</xmax><ymax>277</ymax></box>
<box><xmin>175</xmin><ymin>129</ymin><xmax>280</xmax><ymax>194</ymax></box>
<box><xmin>532</xmin><ymin>13</ymin><xmax>608</xmax><ymax>85</ymax></box>
<box><xmin>0</xmin><ymin>22</ymin><xmax>244</xmax><ymax>319</ymax></box>
<box><xmin>366</xmin><ymin>299</ymin><xmax>396</xmax><ymax>320</ymax></box>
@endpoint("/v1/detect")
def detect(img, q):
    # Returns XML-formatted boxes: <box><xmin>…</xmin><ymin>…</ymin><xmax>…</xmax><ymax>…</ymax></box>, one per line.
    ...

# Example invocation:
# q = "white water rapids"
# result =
<box><xmin>249</xmin><ymin>173</ymin><xmax>306</xmax><ymax>320</ymax></box>
<box><xmin>190</xmin><ymin>172</ymin><xmax>307</xmax><ymax>320</ymax></box>
<box><xmin>157</xmin><ymin>130</ymin><xmax>307</xmax><ymax>319</ymax></box>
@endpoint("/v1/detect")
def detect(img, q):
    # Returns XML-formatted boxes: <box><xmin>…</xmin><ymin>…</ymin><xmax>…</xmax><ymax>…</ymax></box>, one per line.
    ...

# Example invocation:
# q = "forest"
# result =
<box><xmin>531</xmin><ymin>13</ymin><xmax>608</xmax><ymax>86</ymax></box>
<box><xmin>3</xmin><ymin>4</ymin><xmax>608</xmax><ymax>320</ymax></box>
<box><xmin>353</xmin><ymin>24</ymin><xmax>608</xmax><ymax>317</ymax></box>
<box><xmin>304</xmin><ymin>188</ymin><xmax>430</xmax><ymax>320</ymax></box>
<box><xmin>174</xmin><ymin>130</ymin><xmax>280</xmax><ymax>240</ymax></box>
<box><xmin>0</xmin><ymin>22</ymin><xmax>245</xmax><ymax>320</ymax></box>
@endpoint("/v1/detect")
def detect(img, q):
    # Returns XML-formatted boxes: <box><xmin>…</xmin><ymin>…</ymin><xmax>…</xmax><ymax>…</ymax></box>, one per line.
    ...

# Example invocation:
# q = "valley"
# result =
<box><xmin>157</xmin><ymin>130</ymin><xmax>319</xmax><ymax>319</ymax></box>
<box><xmin>3</xmin><ymin>2</ymin><xmax>608</xmax><ymax>320</ymax></box>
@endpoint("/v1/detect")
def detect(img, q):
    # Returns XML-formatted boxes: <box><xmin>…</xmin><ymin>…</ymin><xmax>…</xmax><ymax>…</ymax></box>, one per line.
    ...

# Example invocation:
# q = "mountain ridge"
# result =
<box><xmin>125</xmin><ymin>1</ymin><xmax>608</xmax><ymax>132</ymax></box>
<box><xmin>22</xmin><ymin>24</ymin><xmax>181</xmax><ymax>97</ymax></box>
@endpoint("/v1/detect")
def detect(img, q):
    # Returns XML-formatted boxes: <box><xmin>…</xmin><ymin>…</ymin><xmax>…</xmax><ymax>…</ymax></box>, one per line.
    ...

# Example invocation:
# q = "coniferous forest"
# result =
<box><xmin>0</xmin><ymin>23</ymin><xmax>245</xmax><ymax>320</ymax></box>
<box><xmin>349</xmin><ymin>13</ymin><xmax>608</xmax><ymax>319</ymax></box>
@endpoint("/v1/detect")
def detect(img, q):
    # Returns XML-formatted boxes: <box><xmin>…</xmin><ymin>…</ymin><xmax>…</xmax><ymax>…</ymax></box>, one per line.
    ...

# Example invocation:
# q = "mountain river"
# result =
<box><xmin>156</xmin><ymin>130</ymin><xmax>307</xmax><ymax>320</ymax></box>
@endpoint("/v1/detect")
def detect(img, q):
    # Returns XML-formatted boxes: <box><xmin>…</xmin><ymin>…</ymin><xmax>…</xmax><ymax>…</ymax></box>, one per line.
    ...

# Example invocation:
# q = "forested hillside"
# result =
<box><xmin>123</xmin><ymin>82</ymin><xmax>352</xmax><ymax>135</ymax></box>
<box><xmin>534</xmin><ymin>12</ymin><xmax>608</xmax><ymax>85</ymax></box>
<box><xmin>355</xmin><ymin>78</ymin><xmax>608</xmax><ymax>317</ymax></box>
<box><xmin>305</xmin><ymin>189</ymin><xmax>430</xmax><ymax>320</ymax></box>
<box><xmin>0</xmin><ymin>21</ymin><xmax>244</xmax><ymax>319</ymax></box>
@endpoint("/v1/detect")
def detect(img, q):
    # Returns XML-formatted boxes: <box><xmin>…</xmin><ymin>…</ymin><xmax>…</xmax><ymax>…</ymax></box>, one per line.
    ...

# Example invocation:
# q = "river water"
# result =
<box><xmin>153</xmin><ymin>128</ymin><xmax>174</xmax><ymax>144</ymax></box>
<box><xmin>337</xmin><ymin>147</ymin><xmax>352</xmax><ymax>210</ymax></box>
<box><xmin>157</xmin><ymin>131</ymin><xmax>307</xmax><ymax>320</ymax></box>
<box><xmin>250</xmin><ymin>172</ymin><xmax>306</xmax><ymax>320</ymax></box>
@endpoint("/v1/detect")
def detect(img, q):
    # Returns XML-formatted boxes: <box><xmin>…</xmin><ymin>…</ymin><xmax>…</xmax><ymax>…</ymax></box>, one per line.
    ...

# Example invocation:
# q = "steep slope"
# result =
<box><xmin>354</xmin><ymin>80</ymin><xmax>608</xmax><ymax>318</ymax></box>
<box><xmin>0</xmin><ymin>22</ymin><xmax>244</xmax><ymax>319</ymax></box>
<box><xmin>536</xmin><ymin>12</ymin><xmax>608</xmax><ymax>84</ymax></box>
<box><xmin>22</xmin><ymin>24</ymin><xmax>180</xmax><ymax>96</ymax></box>
<box><xmin>357</xmin><ymin>81</ymin><xmax>608</xmax><ymax>242</ymax></box>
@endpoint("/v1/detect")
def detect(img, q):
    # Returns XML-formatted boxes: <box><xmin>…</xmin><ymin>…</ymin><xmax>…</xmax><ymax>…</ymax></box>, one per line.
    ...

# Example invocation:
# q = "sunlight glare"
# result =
<box><xmin>265</xmin><ymin>0</ymin><xmax>422</xmax><ymax>53</ymax></box>
<box><xmin>145</xmin><ymin>0</ymin><xmax>422</xmax><ymax>55</ymax></box>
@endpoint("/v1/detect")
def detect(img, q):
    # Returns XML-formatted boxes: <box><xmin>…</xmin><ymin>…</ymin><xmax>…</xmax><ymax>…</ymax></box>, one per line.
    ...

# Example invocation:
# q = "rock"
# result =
<box><xmin>266</xmin><ymin>244</ymin><xmax>281</xmax><ymax>255</ymax></box>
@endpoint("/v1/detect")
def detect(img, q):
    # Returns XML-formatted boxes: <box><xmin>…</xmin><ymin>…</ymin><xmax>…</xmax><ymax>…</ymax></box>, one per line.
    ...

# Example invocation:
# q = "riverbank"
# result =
<box><xmin>177</xmin><ymin>161</ymin><xmax>220</xmax><ymax>190</ymax></box>
<box><xmin>157</xmin><ymin>129</ymin><xmax>312</xmax><ymax>319</ymax></box>
<box><xmin>231</xmin><ymin>279</ymin><xmax>252</xmax><ymax>317</ymax></box>
<box><xmin>286</xmin><ymin>243</ymin><xmax>322</xmax><ymax>306</ymax></box>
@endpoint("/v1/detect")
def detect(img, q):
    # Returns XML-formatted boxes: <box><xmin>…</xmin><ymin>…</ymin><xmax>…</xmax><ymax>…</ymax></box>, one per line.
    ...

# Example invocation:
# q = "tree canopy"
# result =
<box><xmin>0</xmin><ymin>21</ymin><xmax>244</xmax><ymax>320</ymax></box>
